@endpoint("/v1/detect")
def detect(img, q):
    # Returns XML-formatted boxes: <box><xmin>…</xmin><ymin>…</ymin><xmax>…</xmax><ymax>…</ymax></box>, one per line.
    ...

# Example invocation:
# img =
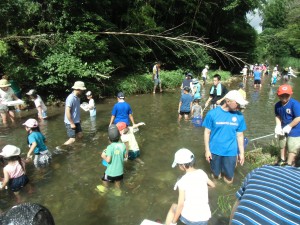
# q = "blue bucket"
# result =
<box><xmin>102</xmin><ymin>159</ymin><xmax>108</xmax><ymax>167</ymax></box>
<box><xmin>192</xmin><ymin>117</ymin><xmax>202</xmax><ymax>127</ymax></box>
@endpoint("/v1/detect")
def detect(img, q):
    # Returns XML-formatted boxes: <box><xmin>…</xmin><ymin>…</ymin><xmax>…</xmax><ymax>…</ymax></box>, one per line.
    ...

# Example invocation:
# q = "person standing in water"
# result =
<box><xmin>152</xmin><ymin>62</ymin><xmax>163</xmax><ymax>94</ymax></box>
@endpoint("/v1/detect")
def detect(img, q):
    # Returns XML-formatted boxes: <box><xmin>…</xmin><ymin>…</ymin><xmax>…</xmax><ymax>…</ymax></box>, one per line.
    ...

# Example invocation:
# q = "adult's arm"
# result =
<box><xmin>237</xmin><ymin>132</ymin><xmax>245</xmax><ymax>166</ymax></box>
<box><xmin>129</xmin><ymin>114</ymin><xmax>135</xmax><ymax>125</ymax></box>
<box><xmin>109</xmin><ymin>115</ymin><xmax>115</xmax><ymax>126</ymax></box>
<box><xmin>229</xmin><ymin>200</ymin><xmax>240</xmax><ymax>224</ymax></box>
<box><xmin>66</xmin><ymin>106</ymin><xmax>75</xmax><ymax>129</ymax></box>
<box><xmin>204</xmin><ymin>128</ymin><xmax>212</xmax><ymax>162</ymax></box>
<box><xmin>205</xmin><ymin>96</ymin><xmax>212</xmax><ymax>108</ymax></box>
<box><xmin>288</xmin><ymin>116</ymin><xmax>300</xmax><ymax>128</ymax></box>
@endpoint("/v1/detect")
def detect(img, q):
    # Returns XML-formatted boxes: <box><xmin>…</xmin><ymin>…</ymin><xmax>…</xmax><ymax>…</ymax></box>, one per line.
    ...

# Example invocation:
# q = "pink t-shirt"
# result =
<box><xmin>4</xmin><ymin>161</ymin><xmax>25</xmax><ymax>179</ymax></box>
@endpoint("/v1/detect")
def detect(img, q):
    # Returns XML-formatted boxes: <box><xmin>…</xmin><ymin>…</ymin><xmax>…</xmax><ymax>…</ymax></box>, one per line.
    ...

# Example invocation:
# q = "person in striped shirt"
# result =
<box><xmin>230</xmin><ymin>153</ymin><xmax>300</xmax><ymax>225</ymax></box>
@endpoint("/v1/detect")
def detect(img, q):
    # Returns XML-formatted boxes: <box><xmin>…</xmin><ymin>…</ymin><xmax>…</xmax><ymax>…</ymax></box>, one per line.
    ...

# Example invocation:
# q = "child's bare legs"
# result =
<box><xmin>114</xmin><ymin>181</ymin><xmax>121</xmax><ymax>189</ymax></box>
<box><xmin>8</xmin><ymin>110</ymin><xmax>15</xmax><ymax>123</ymax></box>
<box><xmin>135</xmin><ymin>158</ymin><xmax>144</xmax><ymax>164</ymax></box>
<box><xmin>1</xmin><ymin>112</ymin><xmax>8</xmax><ymax>124</ymax></box>
<box><xmin>287</xmin><ymin>152</ymin><xmax>296</xmax><ymax>165</ymax></box>
<box><xmin>178</xmin><ymin>114</ymin><xmax>182</xmax><ymax>121</ymax></box>
<box><xmin>165</xmin><ymin>203</ymin><xmax>177</xmax><ymax>225</ymax></box>
<box><xmin>14</xmin><ymin>191</ymin><xmax>22</xmax><ymax>204</ymax></box>
<box><xmin>184</xmin><ymin>114</ymin><xmax>189</xmax><ymax>120</ymax></box>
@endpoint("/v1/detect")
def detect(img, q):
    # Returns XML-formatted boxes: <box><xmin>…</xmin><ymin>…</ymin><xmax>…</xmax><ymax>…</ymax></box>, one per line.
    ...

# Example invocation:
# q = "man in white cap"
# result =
<box><xmin>165</xmin><ymin>148</ymin><xmax>215</xmax><ymax>225</ymax></box>
<box><xmin>62</xmin><ymin>81</ymin><xmax>86</xmax><ymax>146</ymax></box>
<box><xmin>203</xmin><ymin>90</ymin><xmax>248</xmax><ymax>184</ymax></box>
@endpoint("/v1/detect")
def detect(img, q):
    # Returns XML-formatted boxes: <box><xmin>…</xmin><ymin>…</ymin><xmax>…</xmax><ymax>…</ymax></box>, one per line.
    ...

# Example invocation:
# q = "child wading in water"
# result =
<box><xmin>85</xmin><ymin>91</ymin><xmax>96</xmax><ymax>117</ymax></box>
<box><xmin>97</xmin><ymin>124</ymin><xmax>126</xmax><ymax>196</ymax></box>
<box><xmin>23</xmin><ymin>119</ymin><xmax>52</xmax><ymax>168</ymax></box>
<box><xmin>116</xmin><ymin>121</ymin><xmax>146</xmax><ymax>164</ymax></box>
<box><xmin>26</xmin><ymin>89</ymin><xmax>47</xmax><ymax>120</ymax></box>
<box><xmin>0</xmin><ymin>145</ymin><xmax>29</xmax><ymax>203</ymax></box>
<box><xmin>191</xmin><ymin>99</ymin><xmax>203</xmax><ymax>127</ymax></box>
<box><xmin>165</xmin><ymin>148</ymin><xmax>215</xmax><ymax>225</ymax></box>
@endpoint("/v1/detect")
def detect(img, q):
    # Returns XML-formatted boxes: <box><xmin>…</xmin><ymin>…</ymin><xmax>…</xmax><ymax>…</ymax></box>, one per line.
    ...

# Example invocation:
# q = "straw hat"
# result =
<box><xmin>0</xmin><ymin>79</ymin><xmax>11</xmax><ymax>87</ymax></box>
<box><xmin>0</xmin><ymin>145</ymin><xmax>21</xmax><ymax>158</ymax></box>
<box><xmin>72</xmin><ymin>81</ymin><xmax>86</xmax><ymax>90</ymax></box>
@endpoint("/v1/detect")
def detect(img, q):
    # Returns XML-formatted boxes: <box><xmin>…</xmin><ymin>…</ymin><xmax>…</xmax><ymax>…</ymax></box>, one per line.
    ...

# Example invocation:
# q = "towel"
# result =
<box><xmin>210</xmin><ymin>83</ymin><xmax>222</xmax><ymax>96</ymax></box>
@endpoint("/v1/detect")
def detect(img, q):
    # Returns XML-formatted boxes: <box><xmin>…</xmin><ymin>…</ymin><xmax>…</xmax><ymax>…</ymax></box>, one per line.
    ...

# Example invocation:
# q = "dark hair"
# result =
<box><xmin>4</xmin><ymin>156</ymin><xmax>26</xmax><ymax>174</ymax></box>
<box><xmin>27</xmin><ymin>126</ymin><xmax>41</xmax><ymax>145</ymax></box>
<box><xmin>213</xmin><ymin>74</ymin><xmax>221</xmax><ymax>81</ymax></box>
<box><xmin>193</xmin><ymin>99</ymin><xmax>200</xmax><ymax>104</ymax></box>
<box><xmin>181</xmin><ymin>159</ymin><xmax>195</xmax><ymax>169</ymax></box>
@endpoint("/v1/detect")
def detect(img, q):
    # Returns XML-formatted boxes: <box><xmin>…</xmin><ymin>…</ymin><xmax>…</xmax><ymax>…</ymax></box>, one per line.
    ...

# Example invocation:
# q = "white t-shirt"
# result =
<box><xmin>34</xmin><ymin>95</ymin><xmax>47</xmax><ymax>111</ymax></box>
<box><xmin>0</xmin><ymin>87</ymin><xmax>14</xmax><ymax>102</ymax></box>
<box><xmin>88</xmin><ymin>98</ymin><xmax>95</xmax><ymax>110</ymax></box>
<box><xmin>153</xmin><ymin>65</ymin><xmax>160</xmax><ymax>79</ymax></box>
<box><xmin>120</xmin><ymin>127</ymin><xmax>139</xmax><ymax>151</ymax></box>
<box><xmin>242</xmin><ymin>68</ymin><xmax>247</xmax><ymax>76</ymax></box>
<box><xmin>174</xmin><ymin>169</ymin><xmax>211</xmax><ymax>222</ymax></box>
<box><xmin>201</xmin><ymin>68</ymin><xmax>208</xmax><ymax>78</ymax></box>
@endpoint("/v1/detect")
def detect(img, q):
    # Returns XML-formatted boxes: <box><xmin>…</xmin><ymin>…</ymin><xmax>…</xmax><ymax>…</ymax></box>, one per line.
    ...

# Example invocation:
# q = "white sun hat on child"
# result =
<box><xmin>172</xmin><ymin>148</ymin><xmax>194</xmax><ymax>168</ymax></box>
<box><xmin>23</xmin><ymin>118</ymin><xmax>38</xmax><ymax>128</ymax></box>
<box><xmin>225</xmin><ymin>90</ymin><xmax>249</xmax><ymax>106</ymax></box>
<box><xmin>0</xmin><ymin>145</ymin><xmax>21</xmax><ymax>158</ymax></box>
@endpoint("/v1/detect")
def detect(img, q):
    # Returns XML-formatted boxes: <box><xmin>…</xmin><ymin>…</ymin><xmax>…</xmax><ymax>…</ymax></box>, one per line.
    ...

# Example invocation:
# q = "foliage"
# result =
<box><xmin>276</xmin><ymin>57</ymin><xmax>300</xmax><ymax>70</ymax></box>
<box><xmin>209</xmin><ymin>70</ymin><xmax>232</xmax><ymax>81</ymax></box>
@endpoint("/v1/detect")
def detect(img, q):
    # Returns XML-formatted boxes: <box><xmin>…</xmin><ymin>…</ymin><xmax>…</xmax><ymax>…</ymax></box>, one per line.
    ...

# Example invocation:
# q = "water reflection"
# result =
<box><xmin>0</xmin><ymin>76</ymin><xmax>298</xmax><ymax>225</ymax></box>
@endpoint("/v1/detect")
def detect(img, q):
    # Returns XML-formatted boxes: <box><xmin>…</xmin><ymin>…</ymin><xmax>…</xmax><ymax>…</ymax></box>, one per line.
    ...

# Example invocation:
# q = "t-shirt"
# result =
<box><xmin>4</xmin><ymin>160</ymin><xmax>26</xmax><ymax>179</ymax></box>
<box><xmin>64</xmin><ymin>92</ymin><xmax>81</xmax><ymax>124</ymax></box>
<box><xmin>0</xmin><ymin>87</ymin><xmax>15</xmax><ymax>102</ymax></box>
<box><xmin>120</xmin><ymin>127</ymin><xmax>139</xmax><ymax>151</ymax></box>
<box><xmin>153</xmin><ymin>65</ymin><xmax>160</xmax><ymax>79</ymax></box>
<box><xmin>105</xmin><ymin>142</ymin><xmax>126</xmax><ymax>177</ymax></box>
<box><xmin>242</xmin><ymin>68</ymin><xmax>247</xmax><ymax>76</ymax></box>
<box><xmin>174</xmin><ymin>170</ymin><xmax>211</xmax><ymax>222</ymax></box>
<box><xmin>232</xmin><ymin>165</ymin><xmax>300</xmax><ymax>225</ymax></box>
<box><xmin>209</xmin><ymin>84</ymin><xmax>228</xmax><ymax>104</ymax></box>
<box><xmin>193</xmin><ymin>83</ymin><xmax>201</xmax><ymax>100</ymax></box>
<box><xmin>180</xmin><ymin>94</ymin><xmax>193</xmax><ymax>112</ymax></box>
<box><xmin>253</xmin><ymin>70</ymin><xmax>261</xmax><ymax>80</ymax></box>
<box><xmin>28</xmin><ymin>131</ymin><xmax>47</xmax><ymax>154</ymax></box>
<box><xmin>111</xmin><ymin>101</ymin><xmax>133</xmax><ymax>126</ymax></box>
<box><xmin>192</xmin><ymin>104</ymin><xmax>202</xmax><ymax>118</ymax></box>
<box><xmin>202</xmin><ymin>107</ymin><xmax>247</xmax><ymax>156</ymax></box>
<box><xmin>182</xmin><ymin>79</ymin><xmax>192</xmax><ymax>89</ymax></box>
<box><xmin>275</xmin><ymin>98</ymin><xmax>300</xmax><ymax>137</ymax></box>
<box><xmin>34</xmin><ymin>95</ymin><xmax>47</xmax><ymax>112</ymax></box>
<box><xmin>202</xmin><ymin>68</ymin><xmax>208</xmax><ymax>78</ymax></box>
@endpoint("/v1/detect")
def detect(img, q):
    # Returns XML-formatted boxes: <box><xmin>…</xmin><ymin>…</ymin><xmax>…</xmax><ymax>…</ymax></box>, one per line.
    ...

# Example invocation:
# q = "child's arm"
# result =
<box><xmin>178</xmin><ymin>101</ymin><xmax>182</xmax><ymax>113</ymax></box>
<box><xmin>132</xmin><ymin>122</ymin><xmax>146</xmax><ymax>129</ymax></box>
<box><xmin>171</xmin><ymin>188</ymin><xmax>185</xmax><ymax>224</ymax></box>
<box><xmin>27</xmin><ymin>142</ymin><xmax>37</xmax><ymax>160</ymax></box>
<box><xmin>37</xmin><ymin>106</ymin><xmax>43</xmax><ymax>120</ymax></box>
<box><xmin>200</xmin><ymin>106</ymin><xmax>203</xmax><ymax>117</ymax></box>
<box><xmin>207</xmin><ymin>178</ymin><xmax>215</xmax><ymax>188</ymax></box>
<box><xmin>101</xmin><ymin>150</ymin><xmax>111</xmax><ymax>163</ymax></box>
<box><xmin>1</xmin><ymin>168</ymin><xmax>9</xmax><ymax>189</ymax></box>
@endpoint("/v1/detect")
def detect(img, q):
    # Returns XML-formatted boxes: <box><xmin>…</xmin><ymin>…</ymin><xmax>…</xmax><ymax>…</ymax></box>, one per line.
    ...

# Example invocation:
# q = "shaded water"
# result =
<box><xmin>0</xmin><ymin>75</ymin><xmax>300</xmax><ymax>225</ymax></box>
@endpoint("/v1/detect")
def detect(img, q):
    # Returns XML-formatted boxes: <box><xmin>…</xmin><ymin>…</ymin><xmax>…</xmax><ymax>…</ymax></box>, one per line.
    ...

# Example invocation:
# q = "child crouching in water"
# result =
<box><xmin>97</xmin><ymin>124</ymin><xmax>126</xmax><ymax>196</ymax></box>
<box><xmin>0</xmin><ymin>145</ymin><xmax>29</xmax><ymax>203</ymax></box>
<box><xmin>23</xmin><ymin>119</ymin><xmax>51</xmax><ymax>168</ymax></box>
<box><xmin>165</xmin><ymin>148</ymin><xmax>215</xmax><ymax>225</ymax></box>
<box><xmin>116</xmin><ymin>121</ymin><xmax>145</xmax><ymax>164</ymax></box>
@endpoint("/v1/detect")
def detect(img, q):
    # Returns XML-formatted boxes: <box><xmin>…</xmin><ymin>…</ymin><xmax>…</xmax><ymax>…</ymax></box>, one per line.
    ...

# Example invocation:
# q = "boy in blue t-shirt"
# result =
<box><xmin>178</xmin><ymin>86</ymin><xmax>193</xmax><ymax>121</ymax></box>
<box><xmin>98</xmin><ymin>124</ymin><xmax>126</xmax><ymax>195</ymax></box>
<box><xmin>274</xmin><ymin>84</ymin><xmax>300</xmax><ymax>166</ymax></box>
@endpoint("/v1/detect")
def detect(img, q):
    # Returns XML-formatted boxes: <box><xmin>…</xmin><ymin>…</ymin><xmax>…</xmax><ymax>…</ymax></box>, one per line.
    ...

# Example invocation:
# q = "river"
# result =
<box><xmin>0</xmin><ymin>74</ymin><xmax>299</xmax><ymax>225</ymax></box>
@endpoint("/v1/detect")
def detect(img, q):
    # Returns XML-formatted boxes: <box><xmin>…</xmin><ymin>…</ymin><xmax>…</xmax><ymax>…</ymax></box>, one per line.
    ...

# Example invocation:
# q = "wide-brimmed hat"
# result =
<box><xmin>172</xmin><ymin>148</ymin><xmax>194</xmax><ymax>168</ymax></box>
<box><xmin>0</xmin><ymin>79</ymin><xmax>11</xmax><ymax>87</ymax></box>
<box><xmin>277</xmin><ymin>84</ymin><xmax>293</xmax><ymax>96</ymax></box>
<box><xmin>22</xmin><ymin>118</ymin><xmax>38</xmax><ymax>128</ymax></box>
<box><xmin>117</xmin><ymin>92</ymin><xmax>125</xmax><ymax>99</ymax></box>
<box><xmin>225</xmin><ymin>90</ymin><xmax>249</xmax><ymax>105</ymax></box>
<box><xmin>26</xmin><ymin>89</ymin><xmax>37</xmax><ymax>95</ymax></box>
<box><xmin>0</xmin><ymin>145</ymin><xmax>21</xmax><ymax>158</ymax></box>
<box><xmin>116</xmin><ymin>122</ymin><xmax>127</xmax><ymax>131</ymax></box>
<box><xmin>72</xmin><ymin>81</ymin><xmax>86</xmax><ymax>90</ymax></box>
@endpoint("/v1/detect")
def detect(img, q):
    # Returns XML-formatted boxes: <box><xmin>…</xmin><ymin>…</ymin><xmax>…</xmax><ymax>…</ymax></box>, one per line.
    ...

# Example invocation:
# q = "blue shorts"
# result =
<box><xmin>180</xmin><ymin>216</ymin><xmax>208</xmax><ymax>225</ymax></box>
<box><xmin>210</xmin><ymin>154</ymin><xmax>236</xmax><ymax>179</ymax></box>
<box><xmin>65</xmin><ymin>123</ymin><xmax>82</xmax><ymax>138</ymax></box>
<box><xmin>128</xmin><ymin>150</ymin><xmax>140</xmax><ymax>160</ymax></box>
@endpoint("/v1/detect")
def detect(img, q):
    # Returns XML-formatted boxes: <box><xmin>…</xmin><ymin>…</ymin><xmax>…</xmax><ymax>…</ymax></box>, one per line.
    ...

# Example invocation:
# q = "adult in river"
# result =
<box><xmin>109</xmin><ymin>92</ymin><xmax>135</xmax><ymax>126</ymax></box>
<box><xmin>274</xmin><ymin>84</ymin><xmax>300</xmax><ymax>166</ymax></box>
<box><xmin>62</xmin><ymin>81</ymin><xmax>86</xmax><ymax>145</ymax></box>
<box><xmin>230</xmin><ymin>152</ymin><xmax>300</xmax><ymax>225</ymax></box>
<box><xmin>204</xmin><ymin>74</ymin><xmax>228</xmax><ymax>109</ymax></box>
<box><xmin>203</xmin><ymin>90</ymin><xmax>248</xmax><ymax>184</ymax></box>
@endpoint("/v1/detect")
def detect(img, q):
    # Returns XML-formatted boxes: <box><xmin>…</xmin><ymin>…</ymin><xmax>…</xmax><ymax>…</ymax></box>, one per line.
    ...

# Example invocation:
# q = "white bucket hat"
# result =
<box><xmin>0</xmin><ymin>145</ymin><xmax>21</xmax><ymax>158</ymax></box>
<box><xmin>72</xmin><ymin>81</ymin><xmax>86</xmax><ymax>90</ymax></box>
<box><xmin>23</xmin><ymin>118</ymin><xmax>38</xmax><ymax>128</ymax></box>
<box><xmin>172</xmin><ymin>148</ymin><xmax>194</xmax><ymax>168</ymax></box>
<box><xmin>0</xmin><ymin>79</ymin><xmax>11</xmax><ymax>88</ymax></box>
<box><xmin>225</xmin><ymin>90</ymin><xmax>249</xmax><ymax>105</ymax></box>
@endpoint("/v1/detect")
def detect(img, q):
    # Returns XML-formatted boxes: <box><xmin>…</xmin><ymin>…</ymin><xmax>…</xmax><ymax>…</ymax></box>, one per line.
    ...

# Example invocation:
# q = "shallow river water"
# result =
<box><xmin>0</xmin><ymin>75</ymin><xmax>300</xmax><ymax>225</ymax></box>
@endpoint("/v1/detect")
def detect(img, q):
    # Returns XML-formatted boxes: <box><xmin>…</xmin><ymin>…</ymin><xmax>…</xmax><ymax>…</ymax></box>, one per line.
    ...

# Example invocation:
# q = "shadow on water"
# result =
<box><xmin>0</xmin><ymin>75</ymin><xmax>299</xmax><ymax>224</ymax></box>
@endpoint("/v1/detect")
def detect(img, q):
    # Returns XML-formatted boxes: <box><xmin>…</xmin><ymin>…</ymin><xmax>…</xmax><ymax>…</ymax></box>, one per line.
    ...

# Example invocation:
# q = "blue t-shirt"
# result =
<box><xmin>64</xmin><ymin>92</ymin><xmax>81</xmax><ymax>124</ymax></box>
<box><xmin>253</xmin><ymin>70</ymin><xmax>261</xmax><ymax>80</ymax></box>
<box><xmin>232</xmin><ymin>165</ymin><xmax>300</xmax><ymax>225</ymax></box>
<box><xmin>112</xmin><ymin>101</ymin><xmax>133</xmax><ymax>125</ymax></box>
<box><xmin>275</xmin><ymin>98</ymin><xmax>300</xmax><ymax>137</ymax></box>
<box><xmin>202</xmin><ymin>107</ymin><xmax>247</xmax><ymax>156</ymax></box>
<box><xmin>180</xmin><ymin>93</ymin><xmax>193</xmax><ymax>112</ymax></box>
<box><xmin>193</xmin><ymin>83</ymin><xmax>201</xmax><ymax>100</ymax></box>
<box><xmin>28</xmin><ymin>131</ymin><xmax>47</xmax><ymax>154</ymax></box>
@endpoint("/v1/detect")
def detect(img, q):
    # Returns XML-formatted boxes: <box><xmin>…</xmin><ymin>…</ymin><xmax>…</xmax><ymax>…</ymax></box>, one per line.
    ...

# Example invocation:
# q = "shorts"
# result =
<box><xmin>9</xmin><ymin>174</ymin><xmax>29</xmax><ymax>192</ymax></box>
<box><xmin>180</xmin><ymin>216</ymin><xmax>208</xmax><ymax>225</ymax></box>
<box><xmin>34</xmin><ymin>150</ymin><xmax>52</xmax><ymax>168</ymax></box>
<box><xmin>254</xmin><ymin>80</ymin><xmax>261</xmax><ymax>84</ymax></box>
<box><xmin>65</xmin><ymin>123</ymin><xmax>82</xmax><ymax>138</ymax></box>
<box><xmin>102</xmin><ymin>173</ymin><xmax>123</xmax><ymax>182</ymax></box>
<box><xmin>279</xmin><ymin>135</ymin><xmax>300</xmax><ymax>154</ymax></box>
<box><xmin>210</xmin><ymin>154</ymin><xmax>236</xmax><ymax>179</ymax></box>
<box><xmin>202</xmin><ymin>77</ymin><xmax>206</xmax><ymax>82</ymax></box>
<box><xmin>128</xmin><ymin>150</ymin><xmax>140</xmax><ymax>160</ymax></box>
<box><xmin>154</xmin><ymin>79</ymin><xmax>161</xmax><ymax>85</ymax></box>
<box><xmin>179</xmin><ymin>111</ymin><xmax>190</xmax><ymax>115</ymax></box>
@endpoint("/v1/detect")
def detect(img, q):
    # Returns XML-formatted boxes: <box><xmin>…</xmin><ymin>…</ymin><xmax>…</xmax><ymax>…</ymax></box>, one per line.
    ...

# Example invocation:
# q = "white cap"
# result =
<box><xmin>26</xmin><ymin>89</ymin><xmax>37</xmax><ymax>95</ymax></box>
<box><xmin>0</xmin><ymin>145</ymin><xmax>21</xmax><ymax>158</ymax></box>
<box><xmin>86</xmin><ymin>91</ymin><xmax>92</xmax><ymax>96</ymax></box>
<box><xmin>225</xmin><ymin>90</ymin><xmax>249</xmax><ymax>105</ymax></box>
<box><xmin>172</xmin><ymin>148</ymin><xmax>194</xmax><ymax>168</ymax></box>
<box><xmin>22</xmin><ymin>118</ymin><xmax>38</xmax><ymax>128</ymax></box>
<box><xmin>205</xmin><ymin>65</ymin><xmax>209</xmax><ymax>69</ymax></box>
